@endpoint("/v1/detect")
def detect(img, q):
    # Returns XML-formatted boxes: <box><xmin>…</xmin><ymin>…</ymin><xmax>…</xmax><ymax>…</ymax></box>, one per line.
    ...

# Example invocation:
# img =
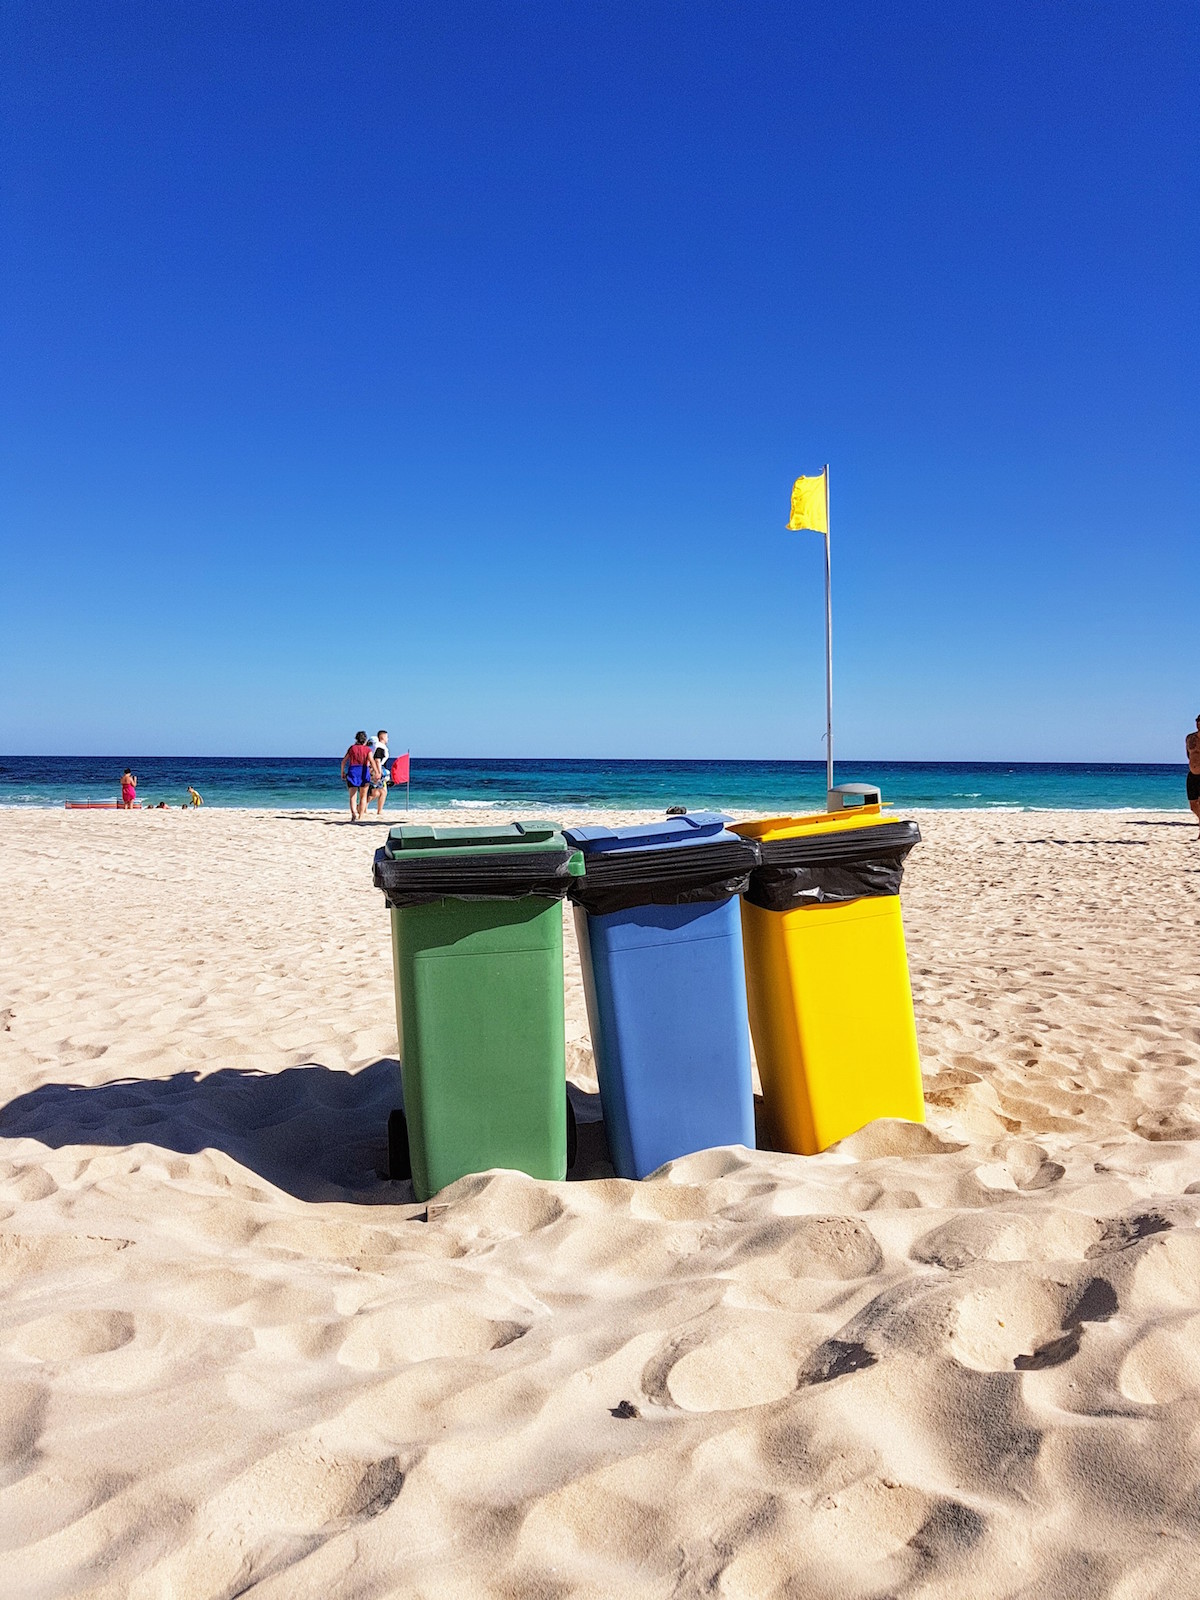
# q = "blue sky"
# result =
<box><xmin>2</xmin><ymin>1</ymin><xmax>1196</xmax><ymax>760</ymax></box>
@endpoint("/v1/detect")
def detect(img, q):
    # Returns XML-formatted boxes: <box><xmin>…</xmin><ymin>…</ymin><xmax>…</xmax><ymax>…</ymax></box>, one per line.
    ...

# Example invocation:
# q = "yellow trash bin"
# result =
<box><xmin>730</xmin><ymin>806</ymin><xmax>923</xmax><ymax>1154</ymax></box>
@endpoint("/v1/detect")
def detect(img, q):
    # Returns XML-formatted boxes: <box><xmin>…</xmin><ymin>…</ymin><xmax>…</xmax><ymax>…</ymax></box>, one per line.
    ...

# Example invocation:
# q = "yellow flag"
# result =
<box><xmin>788</xmin><ymin>470</ymin><xmax>828</xmax><ymax>533</ymax></box>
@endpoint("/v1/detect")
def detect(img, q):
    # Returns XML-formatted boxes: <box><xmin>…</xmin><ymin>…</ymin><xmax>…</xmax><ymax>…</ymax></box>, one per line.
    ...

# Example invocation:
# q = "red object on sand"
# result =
<box><xmin>391</xmin><ymin>754</ymin><xmax>410</xmax><ymax>785</ymax></box>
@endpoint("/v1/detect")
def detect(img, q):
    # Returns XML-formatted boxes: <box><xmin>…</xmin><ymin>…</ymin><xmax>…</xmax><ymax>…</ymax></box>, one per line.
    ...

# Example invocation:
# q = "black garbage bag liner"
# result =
<box><xmin>745</xmin><ymin>820</ymin><xmax>920</xmax><ymax>912</ymax></box>
<box><xmin>373</xmin><ymin>846</ymin><xmax>579</xmax><ymax>909</ymax></box>
<box><xmin>569</xmin><ymin>836</ymin><xmax>761</xmax><ymax>917</ymax></box>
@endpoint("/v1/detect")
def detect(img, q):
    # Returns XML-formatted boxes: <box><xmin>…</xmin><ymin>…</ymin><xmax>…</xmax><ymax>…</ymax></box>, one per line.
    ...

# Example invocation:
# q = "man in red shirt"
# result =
<box><xmin>340</xmin><ymin>731</ymin><xmax>373</xmax><ymax>821</ymax></box>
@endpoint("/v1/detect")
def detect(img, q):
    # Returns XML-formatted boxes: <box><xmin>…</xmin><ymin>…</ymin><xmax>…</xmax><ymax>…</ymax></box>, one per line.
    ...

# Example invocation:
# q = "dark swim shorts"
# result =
<box><xmin>1187</xmin><ymin>772</ymin><xmax>1200</xmax><ymax>802</ymax></box>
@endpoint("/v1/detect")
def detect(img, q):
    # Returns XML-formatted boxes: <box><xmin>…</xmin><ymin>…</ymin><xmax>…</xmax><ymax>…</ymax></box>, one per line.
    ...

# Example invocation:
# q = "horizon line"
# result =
<box><xmin>0</xmin><ymin>754</ymin><xmax>1188</xmax><ymax>769</ymax></box>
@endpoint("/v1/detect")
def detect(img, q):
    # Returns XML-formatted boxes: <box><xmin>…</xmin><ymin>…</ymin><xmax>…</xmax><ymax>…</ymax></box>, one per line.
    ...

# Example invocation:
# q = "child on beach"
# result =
<box><xmin>120</xmin><ymin>769</ymin><xmax>137</xmax><ymax>810</ymax></box>
<box><xmin>187</xmin><ymin>787</ymin><xmax>204</xmax><ymax>807</ymax></box>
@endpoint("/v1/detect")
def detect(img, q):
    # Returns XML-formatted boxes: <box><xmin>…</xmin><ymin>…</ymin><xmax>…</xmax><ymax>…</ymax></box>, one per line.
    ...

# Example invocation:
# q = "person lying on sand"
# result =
<box><xmin>1186</xmin><ymin>715</ymin><xmax>1200</xmax><ymax>839</ymax></box>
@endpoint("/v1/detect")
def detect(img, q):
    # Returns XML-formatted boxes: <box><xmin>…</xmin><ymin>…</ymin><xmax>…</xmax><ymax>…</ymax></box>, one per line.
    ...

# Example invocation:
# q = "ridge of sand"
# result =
<box><xmin>1</xmin><ymin>807</ymin><xmax>1199</xmax><ymax>1598</ymax></box>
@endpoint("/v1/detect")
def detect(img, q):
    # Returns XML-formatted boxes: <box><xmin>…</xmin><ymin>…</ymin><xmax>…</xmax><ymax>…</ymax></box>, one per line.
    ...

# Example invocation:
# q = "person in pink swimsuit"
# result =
<box><xmin>120</xmin><ymin>769</ymin><xmax>137</xmax><ymax>810</ymax></box>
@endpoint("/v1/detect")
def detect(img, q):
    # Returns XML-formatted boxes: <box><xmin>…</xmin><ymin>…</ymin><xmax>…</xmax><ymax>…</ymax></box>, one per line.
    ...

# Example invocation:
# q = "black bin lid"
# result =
<box><xmin>373</xmin><ymin>820</ymin><xmax>583</xmax><ymax>908</ymax></box>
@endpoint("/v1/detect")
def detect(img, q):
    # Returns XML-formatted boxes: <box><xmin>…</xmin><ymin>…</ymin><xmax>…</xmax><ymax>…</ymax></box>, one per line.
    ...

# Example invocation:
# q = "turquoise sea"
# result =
<box><xmin>0</xmin><ymin>756</ymin><xmax>1189</xmax><ymax>812</ymax></box>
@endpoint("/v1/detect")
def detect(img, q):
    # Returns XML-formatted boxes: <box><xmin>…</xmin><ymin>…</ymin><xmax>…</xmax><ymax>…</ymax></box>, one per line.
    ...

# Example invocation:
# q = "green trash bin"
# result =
<box><xmin>373</xmin><ymin>821</ymin><xmax>584</xmax><ymax>1201</ymax></box>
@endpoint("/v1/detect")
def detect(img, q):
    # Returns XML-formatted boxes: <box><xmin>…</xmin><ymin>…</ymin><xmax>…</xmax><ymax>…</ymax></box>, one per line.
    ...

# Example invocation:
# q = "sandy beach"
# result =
<box><xmin>2</xmin><ymin>805</ymin><xmax>1200</xmax><ymax>1598</ymax></box>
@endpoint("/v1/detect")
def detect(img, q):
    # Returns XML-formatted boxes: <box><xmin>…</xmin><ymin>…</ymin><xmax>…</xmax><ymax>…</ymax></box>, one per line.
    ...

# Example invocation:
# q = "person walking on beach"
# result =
<box><xmin>367</xmin><ymin>745</ymin><xmax>387</xmax><ymax>817</ymax></box>
<box><xmin>341</xmin><ymin>732</ymin><xmax>373</xmax><ymax>821</ymax></box>
<box><xmin>1185</xmin><ymin>716</ymin><xmax>1200</xmax><ymax>838</ymax></box>
<box><xmin>369</xmin><ymin>728</ymin><xmax>391</xmax><ymax>816</ymax></box>
<box><xmin>120</xmin><ymin>769</ymin><xmax>137</xmax><ymax>810</ymax></box>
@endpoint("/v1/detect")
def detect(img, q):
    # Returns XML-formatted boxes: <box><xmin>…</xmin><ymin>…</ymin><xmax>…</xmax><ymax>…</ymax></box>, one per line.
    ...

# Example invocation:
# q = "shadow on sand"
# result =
<box><xmin>279</xmin><ymin>814</ymin><xmax>397</xmax><ymax>828</ymax></box>
<box><xmin>0</xmin><ymin>1063</ymin><xmax>615</xmax><ymax>1201</ymax></box>
<box><xmin>0</xmin><ymin>1059</ymin><xmax>404</xmax><ymax>1205</ymax></box>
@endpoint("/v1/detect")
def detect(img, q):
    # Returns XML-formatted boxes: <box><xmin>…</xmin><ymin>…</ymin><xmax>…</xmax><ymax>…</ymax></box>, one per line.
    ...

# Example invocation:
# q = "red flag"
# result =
<box><xmin>390</xmin><ymin>753</ymin><xmax>410</xmax><ymax>785</ymax></box>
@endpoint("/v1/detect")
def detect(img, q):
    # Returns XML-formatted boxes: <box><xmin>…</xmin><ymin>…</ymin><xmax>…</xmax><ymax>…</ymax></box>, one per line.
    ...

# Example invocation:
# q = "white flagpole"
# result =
<box><xmin>822</xmin><ymin>464</ymin><xmax>833</xmax><ymax>799</ymax></box>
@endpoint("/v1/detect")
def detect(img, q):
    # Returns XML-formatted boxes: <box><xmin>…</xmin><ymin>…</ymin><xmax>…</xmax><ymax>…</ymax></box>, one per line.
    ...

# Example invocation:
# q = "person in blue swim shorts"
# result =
<box><xmin>341</xmin><ymin>731</ymin><xmax>373</xmax><ymax>821</ymax></box>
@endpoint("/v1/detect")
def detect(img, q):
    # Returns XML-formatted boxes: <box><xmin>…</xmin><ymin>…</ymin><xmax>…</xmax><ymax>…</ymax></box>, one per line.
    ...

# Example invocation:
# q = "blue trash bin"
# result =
<box><xmin>565</xmin><ymin>813</ymin><xmax>760</xmax><ymax>1180</ymax></box>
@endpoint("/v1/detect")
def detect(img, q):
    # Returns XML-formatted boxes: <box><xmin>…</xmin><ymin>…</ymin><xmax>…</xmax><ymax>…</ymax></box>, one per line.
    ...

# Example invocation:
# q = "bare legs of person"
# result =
<box><xmin>373</xmin><ymin>784</ymin><xmax>387</xmax><ymax>816</ymax></box>
<box><xmin>348</xmin><ymin>783</ymin><xmax>360</xmax><ymax>821</ymax></box>
<box><xmin>1190</xmin><ymin>795</ymin><xmax>1200</xmax><ymax>841</ymax></box>
<box><xmin>357</xmin><ymin>784</ymin><xmax>371</xmax><ymax>820</ymax></box>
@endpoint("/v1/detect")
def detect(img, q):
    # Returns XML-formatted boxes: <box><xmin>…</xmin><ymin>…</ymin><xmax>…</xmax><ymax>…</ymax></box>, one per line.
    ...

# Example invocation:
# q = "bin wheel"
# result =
<box><xmin>566</xmin><ymin>1095</ymin><xmax>578</xmax><ymax>1171</ymax></box>
<box><xmin>388</xmin><ymin>1109</ymin><xmax>411</xmax><ymax>1182</ymax></box>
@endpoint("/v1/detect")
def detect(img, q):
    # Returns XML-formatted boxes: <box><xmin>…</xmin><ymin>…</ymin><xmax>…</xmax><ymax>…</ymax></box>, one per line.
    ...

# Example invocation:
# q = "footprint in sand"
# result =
<box><xmin>1126</xmin><ymin>1230</ymin><xmax>1200</xmax><ymax>1312</ymax></box>
<box><xmin>435</xmin><ymin>1172</ymin><xmax>565</xmax><ymax>1239</ymax></box>
<box><xmin>515</xmin><ymin>1468</ymin><xmax>670</xmax><ymax>1572</ymax></box>
<box><xmin>949</xmin><ymin>1275</ymin><xmax>1069</xmax><ymax>1372</ymax></box>
<box><xmin>129</xmin><ymin>1439</ymin><xmax>407</xmax><ymax>1599</ymax></box>
<box><xmin>913</xmin><ymin>1209</ymin><xmax>1099</xmax><ymax>1270</ymax></box>
<box><xmin>726</xmin><ymin>1215</ymin><xmax>884</xmax><ymax>1281</ymax></box>
<box><xmin>656</xmin><ymin>1312</ymin><xmax>829</xmax><ymax>1412</ymax></box>
<box><xmin>338</xmin><ymin>1301</ymin><xmax>528</xmax><ymax>1369</ymax></box>
<box><xmin>252</xmin><ymin>1320</ymin><xmax>346</xmax><ymax>1362</ymax></box>
<box><xmin>779</xmin><ymin>1215</ymin><xmax>885</xmax><ymax>1280</ymax></box>
<box><xmin>2</xmin><ymin>1167</ymin><xmax>59</xmax><ymax>1203</ymax></box>
<box><xmin>990</xmin><ymin>1140</ymin><xmax>1067</xmax><ymax>1190</ymax></box>
<box><xmin>178</xmin><ymin>1266</ymin><xmax>261</xmax><ymax>1315</ymax></box>
<box><xmin>4</xmin><ymin>1309</ymin><xmax>136</xmax><ymax>1363</ymax></box>
<box><xmin>949</xmin><ymin>1267</ymin><xmax>1120</xmax><ymax>1374</ymax></box>
<box><xmin>1118</xmin><ymin>1316</ymin><xmax>1200</xmax><ymax>1404</ymax></box>
<box><xmin>59</xmin><ymin>1040</ymin><xmax>109</xmax><ymax>1062</ymax></box>
<box><xmin>804</xmin><ymin>1477</ymin><xmax>939</xmax><ymax>1564</ymax></box>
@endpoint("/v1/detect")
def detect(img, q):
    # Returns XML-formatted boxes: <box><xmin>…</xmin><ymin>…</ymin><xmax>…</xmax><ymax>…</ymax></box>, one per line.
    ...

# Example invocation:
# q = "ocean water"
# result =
<box><xmin>0</xmin><ymin>756</ymin><xmax>1189</xmax><ymax>813</ymax></box>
